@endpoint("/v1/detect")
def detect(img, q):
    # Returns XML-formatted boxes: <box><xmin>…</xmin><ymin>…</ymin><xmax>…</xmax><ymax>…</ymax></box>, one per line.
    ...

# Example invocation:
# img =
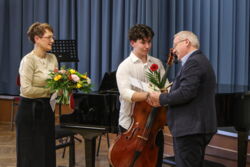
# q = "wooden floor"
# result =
<box><xmin>0</xmin><ymin>123</ymin><xmax>171</xmax><ymax>167</ymax></box>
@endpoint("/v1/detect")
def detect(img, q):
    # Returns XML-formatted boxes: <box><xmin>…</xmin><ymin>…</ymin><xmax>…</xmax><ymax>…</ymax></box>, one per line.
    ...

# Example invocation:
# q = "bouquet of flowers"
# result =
<box><xmin>145</xmin><ymin>63</ymin><xmax>169</xmax><ymax>91</ymax></box>
<box><xmin>46</xmin><ymin>67</ymin><xmax>92</xmax><ymax>104</ymax></box>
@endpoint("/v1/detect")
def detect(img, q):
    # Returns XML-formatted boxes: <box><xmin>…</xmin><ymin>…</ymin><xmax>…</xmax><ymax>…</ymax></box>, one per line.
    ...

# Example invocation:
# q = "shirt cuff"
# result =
<box><xmin>123</xmin><ymin>89</ymin><xmax>135</xmax><ymax>102</ymax></box>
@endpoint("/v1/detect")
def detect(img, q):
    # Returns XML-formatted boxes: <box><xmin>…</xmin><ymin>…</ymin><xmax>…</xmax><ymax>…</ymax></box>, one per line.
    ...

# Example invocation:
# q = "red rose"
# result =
<box><xmin>150</xmin><ymin>64</ymin><xmax>158</xmax><ymax>71</ymax></box>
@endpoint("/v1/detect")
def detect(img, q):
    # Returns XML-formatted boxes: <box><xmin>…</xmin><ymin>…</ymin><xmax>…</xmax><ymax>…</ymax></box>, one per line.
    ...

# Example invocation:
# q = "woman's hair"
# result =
<box><xmin>128</xmin><ymin>24</ymin><xmax>154</xmax><ymax>41</ymax></box>
<box><xmin>174</xmin><ymin>31</ymin><xmax>200</xmax><ymax>49</ymax></box>
<box><xmin>27</xmin><ymin>22</ymin><xmax>54</xmax><ymax>43</ymax></box>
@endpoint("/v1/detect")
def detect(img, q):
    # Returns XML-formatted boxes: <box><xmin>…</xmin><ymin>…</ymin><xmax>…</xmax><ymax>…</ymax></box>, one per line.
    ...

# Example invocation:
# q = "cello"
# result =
<box><xmin>108</xmin><ymin>49</ymin><xmax>175</xmax><ymax>167</ymax></box>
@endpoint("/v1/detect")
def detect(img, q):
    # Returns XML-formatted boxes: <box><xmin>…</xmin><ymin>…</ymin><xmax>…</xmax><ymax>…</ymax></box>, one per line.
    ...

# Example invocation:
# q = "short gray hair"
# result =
<box><xmin>174</xmin><ymin>31</ymin><xmax>200</xmax><ymax>49</ymax></box>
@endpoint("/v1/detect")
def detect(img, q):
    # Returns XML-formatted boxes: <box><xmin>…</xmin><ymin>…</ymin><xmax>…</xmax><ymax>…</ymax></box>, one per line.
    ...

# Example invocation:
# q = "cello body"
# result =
<box><xmin>108</xmin><ymin>101</ymin><xmax>167</xmax><ymax>167</ymax></box>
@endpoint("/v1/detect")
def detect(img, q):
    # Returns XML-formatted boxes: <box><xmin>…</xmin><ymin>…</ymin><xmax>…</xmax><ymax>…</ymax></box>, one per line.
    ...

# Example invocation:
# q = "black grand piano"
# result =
<box><xmin>216</xmin><ymin>84</ymin><xmax>250</xmax><ymax>167</ymax></box>
<box><xmin>60</xmin><ymin>75</ymin><xmax>250</xmax><ymax>167</ymax></box>
<box><xmin>60</xmin><ymin>71</ymin><xmax>119</xmax><ymax>167</ymax></box>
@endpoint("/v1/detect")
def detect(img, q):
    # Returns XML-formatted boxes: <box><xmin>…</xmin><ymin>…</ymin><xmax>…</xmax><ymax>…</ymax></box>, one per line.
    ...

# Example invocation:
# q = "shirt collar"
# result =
<box><xmin>130</xmin><ymin>52</ymin><xmax>152</xmax><ymax>64</ymax></box>
<box><xmin>181</xmin><ymin>49</ymin><xmax>197</xmax><ymax>66</ymax></box>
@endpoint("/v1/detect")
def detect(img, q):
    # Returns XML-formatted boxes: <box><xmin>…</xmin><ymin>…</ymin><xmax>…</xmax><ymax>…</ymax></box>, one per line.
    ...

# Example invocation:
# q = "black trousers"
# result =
<box><xmin>119</xmin><ymin>125</ymin><xmax>164</xmax><ymax>167</ymax></box>
<box><xmin>15</xmin><ymin>97</ymin><xmax>56</xmax><ymax>167</ymax></box>
<box><xmin>173</xmin><ymin>133</ymin><xmax>214</xmax><ymax>167</ymax></box>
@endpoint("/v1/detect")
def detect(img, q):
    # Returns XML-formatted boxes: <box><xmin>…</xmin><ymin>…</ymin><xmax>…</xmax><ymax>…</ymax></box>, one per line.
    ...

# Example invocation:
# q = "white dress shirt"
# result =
<box><xmin>116</xmin><ymin>52</ymin><xmax>165</xmax><ymax>129</ymax></box>
<box><xmin>181</xmin><ymin>49</ymin><xmax>197</xmax><ymax>66</ymax></box>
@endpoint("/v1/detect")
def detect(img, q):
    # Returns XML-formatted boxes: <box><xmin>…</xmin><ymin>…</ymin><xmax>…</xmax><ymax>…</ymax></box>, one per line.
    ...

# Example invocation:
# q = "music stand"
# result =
<box><xmin>51</xmin><ymin>40</ymin><xmax>79</xmax><ymax>70</ymax></box>
<box><xmin>50</xmin><ymin>40</ymin><xmax>79</xmax><ymax>116</ymax></box>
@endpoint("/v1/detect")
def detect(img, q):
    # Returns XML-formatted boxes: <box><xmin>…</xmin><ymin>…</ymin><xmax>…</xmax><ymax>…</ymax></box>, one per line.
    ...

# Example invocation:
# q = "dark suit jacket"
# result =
<box><xmin>160</xmin><ymin>50</ymin><xmax>217</xmax><ymax>137</ymax></box>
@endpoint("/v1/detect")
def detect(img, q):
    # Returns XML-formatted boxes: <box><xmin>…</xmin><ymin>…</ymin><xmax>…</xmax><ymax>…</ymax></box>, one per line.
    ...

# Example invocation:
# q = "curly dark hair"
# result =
<box><xmin>27</xmin><ymin>22</ymin><xmax>54</xmax><ymax>43</ymax></box>
<box><xmin>128</xmin><ymin>24</ymin><xmax>154</xmax><ymax>41</ymax></box>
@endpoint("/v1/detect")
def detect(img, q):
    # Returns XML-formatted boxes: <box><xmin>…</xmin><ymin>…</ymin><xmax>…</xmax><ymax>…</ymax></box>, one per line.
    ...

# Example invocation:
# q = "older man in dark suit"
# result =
<box><xmin>148</xmin><ymin>31</ymin><xmax>217</xmax><ymax>167</ymax></box>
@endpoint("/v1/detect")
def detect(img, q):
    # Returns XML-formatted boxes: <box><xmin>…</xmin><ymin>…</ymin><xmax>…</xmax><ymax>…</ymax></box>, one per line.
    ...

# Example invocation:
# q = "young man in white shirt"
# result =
<box><xmin>116</xmin><ymin>24</ymin><xmax>165</xmax><ymax>167</ymax></box>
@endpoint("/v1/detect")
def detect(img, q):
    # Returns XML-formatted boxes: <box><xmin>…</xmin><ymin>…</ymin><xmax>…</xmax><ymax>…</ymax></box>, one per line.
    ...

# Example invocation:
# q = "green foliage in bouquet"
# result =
<box><xmin>145</xmin><ymin>63</ymin><xmax>168</xmax><ymax>90</ymax></box>
<box><xmin>46</xmin><ymin>67</ymin><xmax>92</xmax><ymax>104</ymax></box>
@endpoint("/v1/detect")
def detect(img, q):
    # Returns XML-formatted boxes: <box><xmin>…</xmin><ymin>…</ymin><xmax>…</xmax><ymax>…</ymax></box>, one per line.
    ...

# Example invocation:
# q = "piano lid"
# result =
<box><xmin>216</xmin><ymin>84</ymin><xmax>250</xmax><ymax>94</ymax></box>
<box><xmin>98</xmin><ymin>71</ymin><xmax>118</xmax><ymax>93</ymax></box>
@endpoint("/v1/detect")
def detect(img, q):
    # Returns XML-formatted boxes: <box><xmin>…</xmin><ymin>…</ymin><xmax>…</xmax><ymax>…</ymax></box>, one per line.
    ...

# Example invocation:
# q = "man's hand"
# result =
<box><xmin>147</xmin><ymin>92</ymin><xmax>161</xmax><ymax>107</ymax></box>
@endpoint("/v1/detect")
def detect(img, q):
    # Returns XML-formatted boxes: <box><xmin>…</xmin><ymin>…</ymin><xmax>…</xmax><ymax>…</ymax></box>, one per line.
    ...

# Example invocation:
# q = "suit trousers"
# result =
<box><xmin>119</xmin><ymin>125</ymin><xmax>164</xmax><ymax>167</ymax></box>
<box><xmin>173</xmin><ymin>133</ymin><xmax>214</xmax><ymax>167</ymax></box>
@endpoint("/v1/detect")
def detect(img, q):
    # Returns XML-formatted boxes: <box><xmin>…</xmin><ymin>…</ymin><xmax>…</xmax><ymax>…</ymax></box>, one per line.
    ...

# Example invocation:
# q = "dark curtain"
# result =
<box><xmin>77</xmin><ymin>0</ymin><xmax>170</xmax><ymax>89</ymax></box>
<box><xmin>0</xmin><ymin>0</ymin><xmax>78</xmax><ymax>95</ymax></box>
<box><xmin>0</xmin><ymin>0</ymin><xmax>249</xmax><ymax>95</ymax></box>
<box><xmin>165</xmin><ymin>0</ymin><xmax>250</xmax><ymax>85</ymax></box>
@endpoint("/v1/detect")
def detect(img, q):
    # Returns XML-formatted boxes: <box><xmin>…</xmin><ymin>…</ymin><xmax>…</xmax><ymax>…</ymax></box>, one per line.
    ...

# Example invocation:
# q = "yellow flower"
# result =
<box><xmin>81</xmin><ymin>74</ymin><xmax>87</xmax><ymax>79</ymax></box>
<box><xmin>69</xmin><ymin>69</ymin><xmax>76</xmax><ymax>74</ymax></box>
<box><xmin>54</xmin><ymin>74</ymin><xmax>62</xmax><ymax>81</ymax></box>
<box><xmin>76</xmin><ymin>83</ymin><xmax>82</xmax><ymax>88</ymax></box>
<box><xmin>47</xmin><ymin>67</ymin><xmax>92</xmax><ymax>104</ymax></box>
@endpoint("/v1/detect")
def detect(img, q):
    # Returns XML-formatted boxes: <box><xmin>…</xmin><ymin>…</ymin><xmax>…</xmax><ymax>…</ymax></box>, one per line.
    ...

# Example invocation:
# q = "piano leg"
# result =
<box><xmin>238</xmin><ymin>130</ymin><xmax>248</xmax><ymax>167</ymax></box>
<box><xmin>84</xmin><ymin>135</ymin><xmax>98</xmax><ymax>167</ymax></box>
<box><xmin>71</xmin><ymin>129</ymin><xmax>104</xmax><ymax>167</ymax></box>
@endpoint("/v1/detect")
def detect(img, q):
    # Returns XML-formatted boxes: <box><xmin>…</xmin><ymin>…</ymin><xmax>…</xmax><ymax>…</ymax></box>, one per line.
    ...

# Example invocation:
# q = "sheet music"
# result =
<box><xmin>129</xmin><ymin>77</ymin><xmax>149</xmax><ymax>92</ymax></box>
<box><xmin>50</xmin><ymin>92</ymin><xmax>57</xmax><ymax>111</ymax></box>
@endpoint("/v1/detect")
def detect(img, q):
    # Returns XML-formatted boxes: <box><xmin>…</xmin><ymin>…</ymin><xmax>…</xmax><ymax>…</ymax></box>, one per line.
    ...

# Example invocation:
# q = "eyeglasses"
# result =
<box><xmin>173</xmin><ymin>39</ymin><xmax>186</xmax><ymax>49</ymax></box>
<box><xmin>41</xmin><ymin>36</ymin><xmax>56</xmax><ymax>40</ymax></box>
